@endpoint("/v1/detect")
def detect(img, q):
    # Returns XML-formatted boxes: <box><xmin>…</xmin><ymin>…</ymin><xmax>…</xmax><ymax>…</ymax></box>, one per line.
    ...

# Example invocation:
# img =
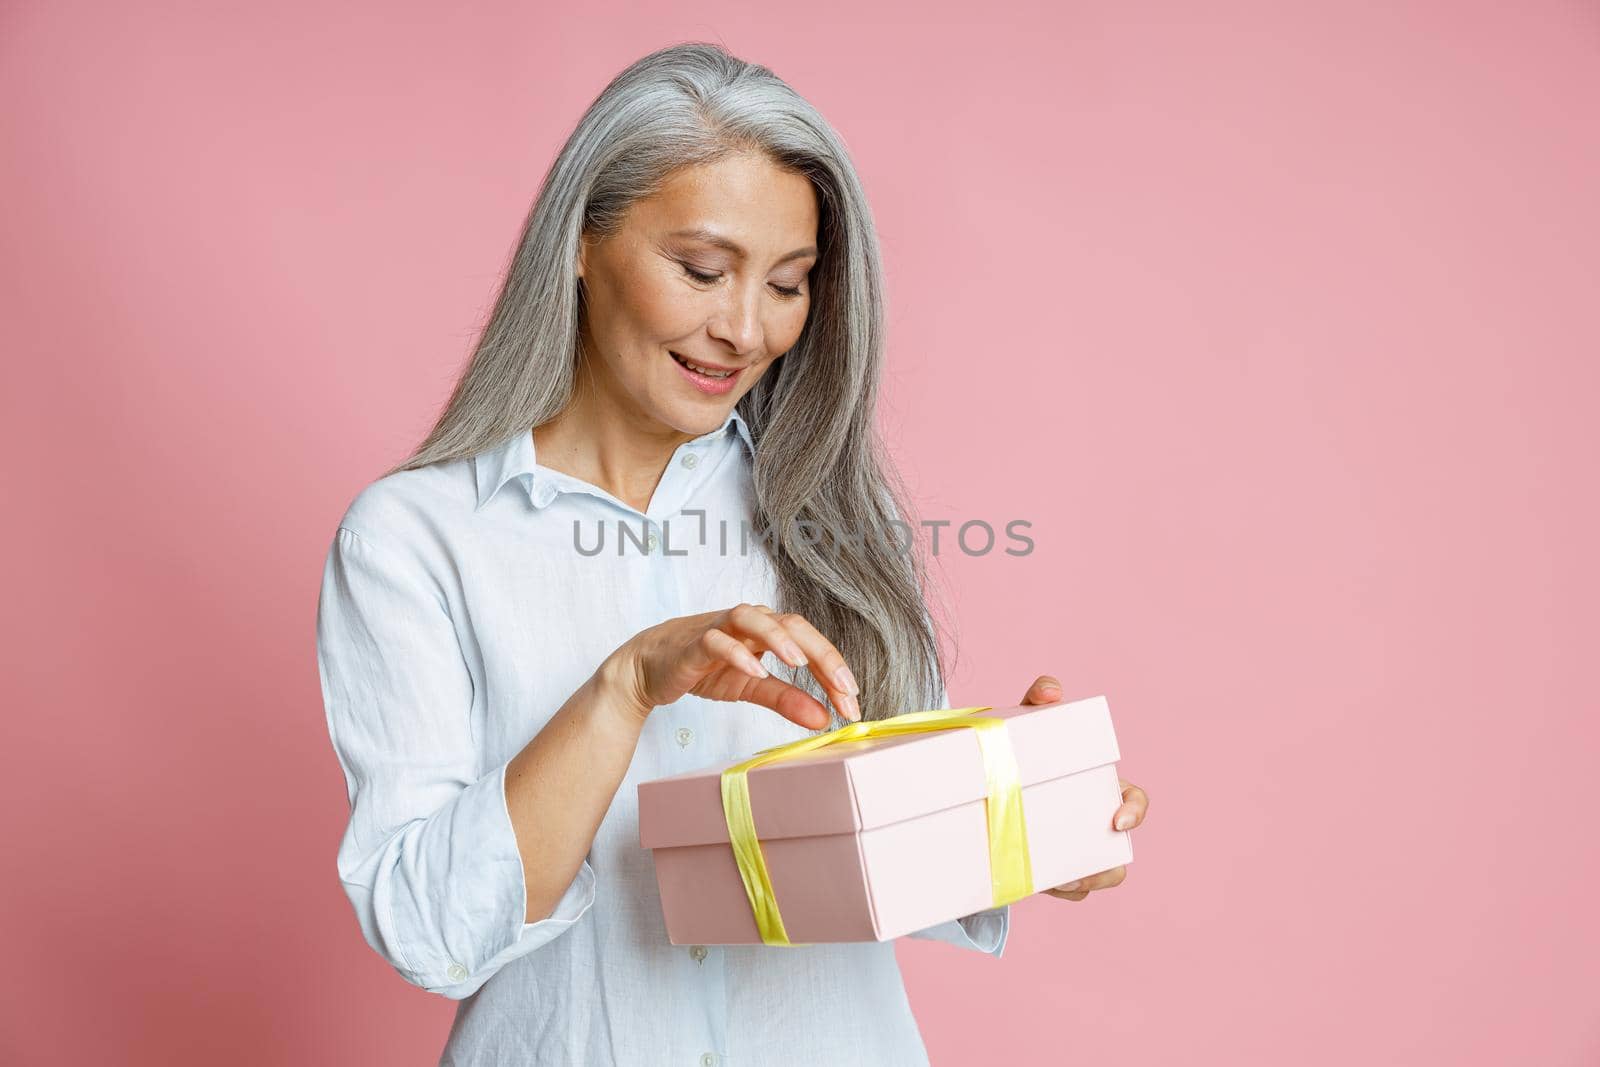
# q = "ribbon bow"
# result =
<box><xmin>719</xmin><ymin>705</ymin><xmax>1035</xmax><ymax>946</ymax></box>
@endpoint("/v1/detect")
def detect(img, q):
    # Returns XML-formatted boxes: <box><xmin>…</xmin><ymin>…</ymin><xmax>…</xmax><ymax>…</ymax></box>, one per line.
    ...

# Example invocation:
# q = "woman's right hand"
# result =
<box><xmin>599</xmin><ymin>603</ymin><xmax>861</xmax><ymax>730</ymax></box>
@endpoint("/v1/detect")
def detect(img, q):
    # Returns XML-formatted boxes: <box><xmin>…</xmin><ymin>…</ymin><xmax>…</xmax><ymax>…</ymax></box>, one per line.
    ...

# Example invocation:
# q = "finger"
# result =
<box><xmin>732</xmin><ymin>673</ymin><xmax>834</xmax><ymax>731</ymax></box>
<box><xmin>1113</xmin><ymin>780</ymin><xmax>1149</xmax><ymax>831</ymax></box>
<box><xmin>1048</xmin><ymin>866</ymin><xmax>1126</xmax><ymax>897</ymax></box>
<box><xmin>729</xmin><ymin>621</ymin><xmax>793</xmax><ymax>675</ymax></box>
<box><xmin>742</xmin><ymin>605</ymin><xmax>862</xmax><ymax>724</ymax></box>
<box><xmin>1020</xmin><ymin>674</ymin><xmax>1063</xmax><ymax>705</ymax></box>
<box><xmin>764</xmin><ymin>611</ymin><xmax>862</xmax><ymax>722</ymax></box>
<box><xmin>663</xmin><ymin>614</ymin><xmax>763</xmax><ymax>688</ymax></box>
<box><xmin>1075</xmin><ymin>865</ymin><xmax>1127</xmax><ymax>892</ymax></box>
<box><xmin>726</xmin><ymin>624</ymin><xmax>855</xmax><ymax>725</ymax></box>
<box><xmin>720</xmin><ymin>604</ymin><xmax>822</xmax><ymax>687</ymax></box>
<box><xmin>697</xmin><ymin>626</ymin><xmax>771</xmax><ymax>681</ymax></box>
<box><xmin>723</xmin><ymin>603</ymin><xmax>810</xmax><ymax>669</ymax></box>
<box><xmin>690</xmin><ymin>664</ymin><xmax>832</xmax><ymax>731</ymax></box>
<box><xmin>732</xmin><ymin>632</ymin><xmax>772</xmax><ymax>665</ymax></box>
<box><xmin>1044</xmin><ymin>887</ymin><xmax>1090</xmax><ymax>901</ymax></box>
<box><xmin>723</xmin><ymin>605</ymin><xmax>860</xmax><ymax>721</ymax></box>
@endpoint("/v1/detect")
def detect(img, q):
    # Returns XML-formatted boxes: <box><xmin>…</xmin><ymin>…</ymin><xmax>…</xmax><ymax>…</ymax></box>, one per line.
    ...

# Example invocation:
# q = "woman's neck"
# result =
<box><xmin>532</xmin><ymin>373</ymin><xmax>695</xmax><ymax>514</ymax></box>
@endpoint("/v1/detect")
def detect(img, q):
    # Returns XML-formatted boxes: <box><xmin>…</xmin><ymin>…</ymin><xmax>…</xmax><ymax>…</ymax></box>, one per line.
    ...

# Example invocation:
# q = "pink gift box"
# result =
<box><xmin>637</xmin><ymin>694</ymin><xmax>1134</xmax><ymax>945</ymax></box>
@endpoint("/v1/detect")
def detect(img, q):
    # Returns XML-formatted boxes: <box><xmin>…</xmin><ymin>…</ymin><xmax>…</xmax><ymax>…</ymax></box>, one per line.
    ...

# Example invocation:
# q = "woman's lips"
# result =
<box><xmin>670</xmin><ymin>351</ymin><xmax>741</xmax><ymax>396</ymax></box>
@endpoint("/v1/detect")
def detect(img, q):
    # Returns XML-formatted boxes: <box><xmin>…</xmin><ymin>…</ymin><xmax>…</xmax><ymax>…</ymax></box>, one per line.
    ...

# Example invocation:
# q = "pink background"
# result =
<box><xmin>3</xmin><ymin>3</ymin><xmax>1596</xmax><ymax>1064</ymax></box>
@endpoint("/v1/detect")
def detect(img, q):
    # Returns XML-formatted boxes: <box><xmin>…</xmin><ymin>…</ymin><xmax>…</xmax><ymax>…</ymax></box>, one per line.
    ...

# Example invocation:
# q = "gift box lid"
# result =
<box><xmin>637</xmin><ymin>694</ymin><xmax>1120</xmax><ymax>850</ymax></box>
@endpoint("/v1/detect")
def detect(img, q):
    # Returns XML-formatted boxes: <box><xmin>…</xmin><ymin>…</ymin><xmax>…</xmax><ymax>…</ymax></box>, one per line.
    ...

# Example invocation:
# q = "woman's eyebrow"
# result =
<box><xmin>668</xmin><ymin>227</ymin><xmax>817</xmax><ymax>264</ymax></box>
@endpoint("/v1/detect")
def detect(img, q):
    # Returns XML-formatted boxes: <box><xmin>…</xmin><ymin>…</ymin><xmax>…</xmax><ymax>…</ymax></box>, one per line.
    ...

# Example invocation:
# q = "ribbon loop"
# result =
<box><xmin>719</xmin><ymin>705</ymin><xmax>1035</xmax><ymax>946</ymax></box>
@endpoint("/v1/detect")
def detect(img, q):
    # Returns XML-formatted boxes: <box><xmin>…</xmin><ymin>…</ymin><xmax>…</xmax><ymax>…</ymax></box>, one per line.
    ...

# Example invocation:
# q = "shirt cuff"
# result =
<box><xmin>903</xmin><ymin>903</ymin><xmax>1010</xmax><ymax>959</ymax></box>
<box><xmin>404</xmin><ymin>759</ymin><xmax>598</xmax><ymax>999</ymax></box>
<box><xmin>460</xmin><ymin>856</ymin><xmax>596</xmax><ymax>997</ymax></box>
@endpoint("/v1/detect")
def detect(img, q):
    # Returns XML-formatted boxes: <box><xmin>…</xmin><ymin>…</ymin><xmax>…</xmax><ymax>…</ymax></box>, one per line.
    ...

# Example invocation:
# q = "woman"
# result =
<box><xmin>316</xmin><ymin>41</ymin><xmax>1149</xmax><ymax>1065</ymax></box>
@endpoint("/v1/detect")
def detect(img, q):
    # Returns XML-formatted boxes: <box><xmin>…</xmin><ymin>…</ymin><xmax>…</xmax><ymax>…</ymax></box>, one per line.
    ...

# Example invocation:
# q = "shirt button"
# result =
<box><xmin>646</xmin><ymin>533</ymin><xmax>660</xmax><ymax>553</ymax></box>
<box><xmin>675</xmin><ymin>726</ymin><xmax>694</xmax><ymax>747</ymax></box>
<box><xmin>681</xmin><ymin>452</ymin><xmax>699</xmax><ymax>469</ymax></box>
<box><xmin>700</xmin><ymin>1055</ymin><xmax>717</xmax><ymax>1067</ymax></box>
<box><xmin>690</xmin><ymin>944</ymin><xmax>708</xmax><ymax>963</ymax></box>
<box><xmin>446</xmin><ymin>963</ymin><xmax>467</xmax><ymax>981</ymax></box>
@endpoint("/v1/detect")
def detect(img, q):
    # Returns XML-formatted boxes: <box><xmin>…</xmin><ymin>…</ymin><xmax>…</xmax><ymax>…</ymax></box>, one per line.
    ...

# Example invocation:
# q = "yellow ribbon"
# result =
<box><xmin>719</xmin><ymin>705</ymin><xmax>1035</xmax><ymax>946</ymax></box>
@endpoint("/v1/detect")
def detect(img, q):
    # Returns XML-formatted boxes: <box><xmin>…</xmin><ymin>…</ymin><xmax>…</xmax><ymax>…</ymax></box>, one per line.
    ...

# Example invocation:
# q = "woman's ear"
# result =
<box><xmin>577</xmin><ymin>226</ymin><xmax>614</xmax><ymax>284</ymax></box>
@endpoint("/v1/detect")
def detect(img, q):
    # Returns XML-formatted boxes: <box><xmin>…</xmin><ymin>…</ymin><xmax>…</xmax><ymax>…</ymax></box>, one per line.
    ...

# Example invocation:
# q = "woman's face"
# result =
<box><xmin>575</xmin><ymin>151</ymin><xmax>819</xmax><ymax>439</ymax></box>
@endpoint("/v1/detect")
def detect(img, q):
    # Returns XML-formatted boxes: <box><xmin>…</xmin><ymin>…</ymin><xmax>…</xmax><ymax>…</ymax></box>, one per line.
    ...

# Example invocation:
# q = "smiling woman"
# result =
<box><xmin>391</xmin><ymin>41</ymin><xmax>941</xmax><ymax>728</ymax></box>
<box><xmin>560</xmin><ymin>154</ymin><xmax>819</xmax><ymax>414</ymax></box>
<box><xmin>315</xmin><ymin>40</ymin><xmax>1073</xmax><ymax>1067</ymax></box>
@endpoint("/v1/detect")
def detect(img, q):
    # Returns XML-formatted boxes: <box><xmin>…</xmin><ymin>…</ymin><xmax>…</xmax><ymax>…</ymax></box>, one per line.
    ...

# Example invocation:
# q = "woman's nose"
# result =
<box><xmin>705</xmin><ymin>283</ymin><xmax>764</xmax><ymax>355</ymax></box>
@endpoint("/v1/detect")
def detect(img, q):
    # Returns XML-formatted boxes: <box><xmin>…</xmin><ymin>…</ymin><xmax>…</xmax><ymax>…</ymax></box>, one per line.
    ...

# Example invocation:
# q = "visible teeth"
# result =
<box><xmin>675</xmin><ymin>353</ymin><xmax>733</xmax><ymax>379</ymax></box>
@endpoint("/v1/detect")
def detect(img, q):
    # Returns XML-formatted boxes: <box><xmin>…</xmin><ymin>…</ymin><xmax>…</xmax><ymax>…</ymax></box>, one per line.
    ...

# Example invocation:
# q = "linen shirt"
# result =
<box><xmin>315</xmin><ymin>407</ymin><xmax>1010</xmax><ymax>1066</ymax></box>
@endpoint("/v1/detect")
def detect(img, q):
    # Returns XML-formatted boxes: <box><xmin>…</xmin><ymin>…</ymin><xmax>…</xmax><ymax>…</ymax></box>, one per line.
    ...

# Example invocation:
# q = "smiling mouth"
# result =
<box><xmin>670</xmin><ymin>352</ymin><xmax>739</xmax><ymax>380</ymax></box>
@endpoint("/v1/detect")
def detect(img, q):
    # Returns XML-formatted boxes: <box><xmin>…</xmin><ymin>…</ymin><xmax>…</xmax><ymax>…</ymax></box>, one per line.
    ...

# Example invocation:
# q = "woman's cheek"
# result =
<box><xmin>774</xmin><ymin>308</ymin><xmax>809</xmax><ymax>351</ymax></box>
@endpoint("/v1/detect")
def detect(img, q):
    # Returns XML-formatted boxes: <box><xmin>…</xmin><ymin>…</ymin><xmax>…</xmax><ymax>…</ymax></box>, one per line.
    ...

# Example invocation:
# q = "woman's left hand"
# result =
<box><xmin>1016</xmin><ymin>674</ymin><xmax>1148</xmax><ymax>902</ymax></box>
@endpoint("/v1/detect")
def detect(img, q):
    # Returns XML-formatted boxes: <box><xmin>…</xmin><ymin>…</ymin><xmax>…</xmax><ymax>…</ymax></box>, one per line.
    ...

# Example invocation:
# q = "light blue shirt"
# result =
<box><xmin>315</xmin><ymin>407</ymin><xmax>1009</xmax><ymax>1066</ymax></box>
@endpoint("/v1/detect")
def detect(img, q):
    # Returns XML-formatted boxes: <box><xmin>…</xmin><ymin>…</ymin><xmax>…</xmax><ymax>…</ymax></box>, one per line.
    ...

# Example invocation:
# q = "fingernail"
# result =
<box><xmin>1114</xmin><ymin>812</ymin><xmax>1133</xmax><ymax>830</ymax></box>
<box><xmin>1060</xmin><ymin>880</ymin><xmax>1083</xmax><ymax>892</ymax></box>
<box><xmin>834</xmin><ymin>665</ymin><xmax>859</xmax><ymax>696</ymax></box>
<box><xmin>841</xmin><ymin>694</ymin><xmax>860</xmax><ymax>722</ymax></box>
<box><xmin>745</xmin><ymin>653</ymin><xmax>769</xmax><ymax>679</ymax></box>
<box><xmin>783</xmin><ymin>641</ymin><xmax>807</xmax><ymax>666</ymax></box>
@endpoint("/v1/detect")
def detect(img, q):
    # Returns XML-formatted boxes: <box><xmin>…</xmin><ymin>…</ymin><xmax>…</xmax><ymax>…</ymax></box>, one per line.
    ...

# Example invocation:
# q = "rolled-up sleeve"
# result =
<box><xmin>316</xmin><ymin>525</ymin><xmax>595</xmax><ymax>999</ymax></box>
<box><xmin>902</xmin><ymin>673</ymin><xmax>1012</xmax><ymax>958</ymax></box>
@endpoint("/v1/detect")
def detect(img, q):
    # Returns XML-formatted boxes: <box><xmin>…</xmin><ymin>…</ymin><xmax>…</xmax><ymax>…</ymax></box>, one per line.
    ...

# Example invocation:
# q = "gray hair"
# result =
<box><xmin>390</xmin><ymin>41</ymin><xmax>955</xmax><ymax>722</ymax></box>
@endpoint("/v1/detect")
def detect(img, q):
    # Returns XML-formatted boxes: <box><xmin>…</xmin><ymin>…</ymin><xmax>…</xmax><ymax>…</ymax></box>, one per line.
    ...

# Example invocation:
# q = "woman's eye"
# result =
<box><xmin>679</xmin><ymin>263</ymin><xmax>720</xmax><ymax>284</ymax></box>
<box><xmin>679</xmin><ymin>261</ymin><xmax>803</xmax><ymax>299</ymax></box>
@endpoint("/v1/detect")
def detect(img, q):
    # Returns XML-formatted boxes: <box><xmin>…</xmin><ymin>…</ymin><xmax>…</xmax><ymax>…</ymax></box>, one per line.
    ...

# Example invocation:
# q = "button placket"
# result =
<box><xmin>704</xmin><ymin>883</ymin><xmax>730</xmax><ymax>1067</ymax></box>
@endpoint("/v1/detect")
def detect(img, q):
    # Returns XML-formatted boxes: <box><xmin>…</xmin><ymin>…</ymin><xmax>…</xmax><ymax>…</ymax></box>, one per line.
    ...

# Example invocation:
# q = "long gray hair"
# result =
<box><xmin>389</xmin><ymin>41</ymin><xmax>955</xmax><ymax>721</ymax></box>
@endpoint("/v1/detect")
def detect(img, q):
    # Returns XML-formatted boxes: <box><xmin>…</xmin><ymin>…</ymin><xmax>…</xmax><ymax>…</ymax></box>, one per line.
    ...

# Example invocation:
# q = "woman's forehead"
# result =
<box><xmin>632</xmin><ymin>158</ymin><xmax>819</xmax><ymax>254</ymax></box>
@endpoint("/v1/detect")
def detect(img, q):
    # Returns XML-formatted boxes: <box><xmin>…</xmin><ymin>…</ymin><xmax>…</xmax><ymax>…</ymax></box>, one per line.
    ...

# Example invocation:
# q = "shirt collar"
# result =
<box><xmin>473</xmin><ymin>406</ymin><xmax>755</xmax><ymax>512</ymax></box>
